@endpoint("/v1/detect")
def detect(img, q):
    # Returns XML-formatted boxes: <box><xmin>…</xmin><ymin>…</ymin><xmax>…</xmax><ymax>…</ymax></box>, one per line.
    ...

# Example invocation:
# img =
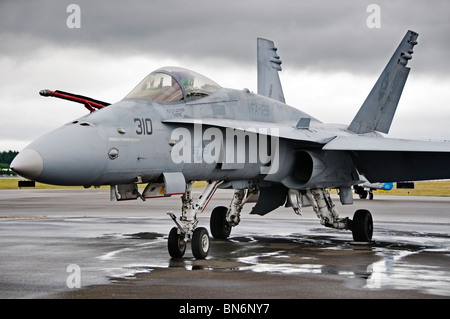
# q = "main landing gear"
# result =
<box><xmin>207</xmin><ymin>187</ymin><xmax>373</xmax><ymax>243</ymax></box>
<box><xmin>301</xmin><ymin>188</ymin><xmax>373</xmax><ymax>242</ymax></box>
<box><xmin>167</xmin><ymin>180</ymin><xmax>222</xmax><ymax>259</ymax></box>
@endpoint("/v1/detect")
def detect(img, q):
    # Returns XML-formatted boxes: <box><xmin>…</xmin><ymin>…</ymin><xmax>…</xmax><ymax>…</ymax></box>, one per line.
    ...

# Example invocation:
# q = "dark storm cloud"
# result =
<box><xmin>1</xmin><ymin>0</ymin><xmax>450</xmax><ymax>151</ymax></box>
<box><xmin>1</xmin><ymin>0</ymin><xmax>449</xmax><ymax>74</ymax></box>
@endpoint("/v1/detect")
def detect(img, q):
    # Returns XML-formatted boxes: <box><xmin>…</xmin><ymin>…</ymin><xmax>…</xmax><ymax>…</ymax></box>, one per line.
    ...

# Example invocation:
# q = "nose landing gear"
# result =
<box><xmin>167</xmin><ymin>181</ymin><xmax>222</xmax><ymax>259</ymax></box>
<box><xmin>167</xmin><ymin>224</ymin><xmax>210</xmax><ymax>259</ymax></box>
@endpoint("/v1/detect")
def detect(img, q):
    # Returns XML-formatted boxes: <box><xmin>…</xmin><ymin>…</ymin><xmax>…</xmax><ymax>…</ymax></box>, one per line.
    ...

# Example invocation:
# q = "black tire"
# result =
<box><xmin>191</xmin><ymin>227</ymin><xmax>210</xmax><ymax>259</ymax></box>
<box><xmin>210</xmin><ymin>206</ymin><xmax>231</xmax><ymax>239</ymax></box>
<box><xmin>352</xmin><ymin>209</ymin><xmax>373</xmax><ymax>242</ymax></box>
<box><xmin>168</xmin><ymin>227</ymin><xmax>186</xmax><ymax>258</ymax></box>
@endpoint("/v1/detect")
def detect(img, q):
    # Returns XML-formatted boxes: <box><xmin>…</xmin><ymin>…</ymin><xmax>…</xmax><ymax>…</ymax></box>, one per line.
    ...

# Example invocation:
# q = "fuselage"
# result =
<box><xmin>12</xmin><ymin>68</ymin><xmax>363</xmax><ymax>190</ymax></box>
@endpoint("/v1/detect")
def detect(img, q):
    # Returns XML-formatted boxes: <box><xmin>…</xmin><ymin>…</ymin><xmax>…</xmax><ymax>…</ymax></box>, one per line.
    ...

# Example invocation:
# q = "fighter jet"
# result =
<box><xmin>11</xmin><ymin>30</ymin><xmax>450</xmax><ymax>259</ymax></box>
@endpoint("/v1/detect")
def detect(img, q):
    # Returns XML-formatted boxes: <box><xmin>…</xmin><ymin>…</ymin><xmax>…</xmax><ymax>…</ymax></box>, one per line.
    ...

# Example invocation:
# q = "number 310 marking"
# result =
<box><xmin>134</xmin><ymin>118</ymin><xmax>152</xmax><ymax>135</ymax></box>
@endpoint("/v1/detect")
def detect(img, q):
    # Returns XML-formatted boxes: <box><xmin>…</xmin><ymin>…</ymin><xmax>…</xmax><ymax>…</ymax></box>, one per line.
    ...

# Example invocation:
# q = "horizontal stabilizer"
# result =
<box><xmin>348</xmin><ymin>30</ymin><xmax>419</xmax><ymax>134</ymax></box>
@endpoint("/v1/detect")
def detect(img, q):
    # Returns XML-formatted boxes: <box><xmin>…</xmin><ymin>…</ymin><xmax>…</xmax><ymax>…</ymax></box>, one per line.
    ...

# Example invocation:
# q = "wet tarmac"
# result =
<box><xmin>0</xmin><ymin>188</ymin><xmax>449</xmax><ymax>299</ymax></box>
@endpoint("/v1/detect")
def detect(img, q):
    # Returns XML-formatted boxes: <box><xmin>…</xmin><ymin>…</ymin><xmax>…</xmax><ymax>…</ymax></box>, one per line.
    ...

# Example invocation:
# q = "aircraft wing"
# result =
<box><xmin>323</xmin><ymin>136</ymin><xmax>450</xmax><ymax>152</ymax></box>
<box><xmin>323</xmin><ymin>136</ymin><xmax>450</xmax><ymax>182</ymax></box>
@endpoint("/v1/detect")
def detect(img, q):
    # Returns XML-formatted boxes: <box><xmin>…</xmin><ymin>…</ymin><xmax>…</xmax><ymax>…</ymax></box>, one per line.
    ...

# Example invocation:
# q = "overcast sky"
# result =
<box><xmin>1</xmin><ymin>0</ymin><xmax>450</xmax><ymax>151</ymax></box>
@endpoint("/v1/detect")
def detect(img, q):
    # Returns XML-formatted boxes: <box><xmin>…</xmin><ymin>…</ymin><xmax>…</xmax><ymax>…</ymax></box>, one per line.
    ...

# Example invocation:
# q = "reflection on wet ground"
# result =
<box><xmin>111</xmin><ymin>226</ymin><xmax>450</xmax><ymax>297</ymax></box>
<box><xmin>1</xmin><ymin>190</ymin><xmax>449</xmax><ymax>298</ymax></box>
<box><xmin>233</xmin><ymin>235</ymin><xmax>447</xmax><ymax>296</ymax></box>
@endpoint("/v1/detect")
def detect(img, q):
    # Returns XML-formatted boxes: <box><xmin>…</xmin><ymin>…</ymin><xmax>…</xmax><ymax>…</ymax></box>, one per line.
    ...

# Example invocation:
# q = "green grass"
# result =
<box><xmin>0</xmin><ymin>179</ymin><xmax>86</xmax><ymax>189</ymax></box>
<box><xmin>376</xmin><ymin>180</ymin><xmax>450</xmax><ymax>197</ymax></box>
<box><xmin>1</xmin><ymin>179</ymin><xmax>450</xmax><ymax>196</ymax></box>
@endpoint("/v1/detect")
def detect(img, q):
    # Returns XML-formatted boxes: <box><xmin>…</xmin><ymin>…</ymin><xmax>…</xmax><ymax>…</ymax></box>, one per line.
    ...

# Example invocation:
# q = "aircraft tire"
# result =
<box><xmin>210</xmin><ymin>206</ymin><xmax>232</xmax><ymax>239</ymax></box>
<box><xmin>192</xmin><ymin>227</ymin><xmax>210</xmax><ymax>259</ymax></box>
<box><xmin>352</xmin><ymin>209</ymin><xmax>373</xmax><ymax>242</ymax></box>
<box><xmin>168</xmin><ymin>227</ymin><xmax>186</xmax><ymax>258</ymax></box>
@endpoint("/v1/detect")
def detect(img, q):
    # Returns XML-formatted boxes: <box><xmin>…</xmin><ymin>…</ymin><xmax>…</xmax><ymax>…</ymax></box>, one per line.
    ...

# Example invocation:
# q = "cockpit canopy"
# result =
<box><xmin>125</xmin><ymin>66</ymin><xmax>221</xmax><ymax>102</ymax></box>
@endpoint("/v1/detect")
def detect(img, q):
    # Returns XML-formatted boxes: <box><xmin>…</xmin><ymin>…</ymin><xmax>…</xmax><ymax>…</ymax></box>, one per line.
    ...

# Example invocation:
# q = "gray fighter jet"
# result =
<box><xmin>11</xmin><ymin>30</ymin><xmax>450</xmax><ymax>259</ymax></box>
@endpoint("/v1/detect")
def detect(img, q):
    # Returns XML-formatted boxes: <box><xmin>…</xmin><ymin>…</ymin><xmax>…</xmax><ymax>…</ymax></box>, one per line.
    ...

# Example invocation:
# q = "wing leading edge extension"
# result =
<box><xmin>162</xmin><ymin>117</ymin><xmax>333</xmax><ymax>146</ymax></box>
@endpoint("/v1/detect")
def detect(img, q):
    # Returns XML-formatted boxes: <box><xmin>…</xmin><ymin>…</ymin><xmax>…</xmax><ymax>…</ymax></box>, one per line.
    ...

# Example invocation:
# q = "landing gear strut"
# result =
<box><xmin>208</xmin><ymin>187</ymin><xmax>374</xmax><ymax>243</ymax></box>
<box><xmin>167</xmin><ymin>180</ymin><xmax>222</xmax><ymax>259</ymax></box>
<box><xmin>303</xmin><ymin>188</ymin><xmax>373</xmax><ymax>242</ymax></box>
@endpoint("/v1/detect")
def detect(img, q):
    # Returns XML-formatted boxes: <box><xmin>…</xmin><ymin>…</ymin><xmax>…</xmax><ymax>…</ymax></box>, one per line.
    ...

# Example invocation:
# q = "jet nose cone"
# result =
<box><xmin>10</xmin><ymin>149</ymin><xmax>44</xmax><ymax>180</ymax></box>
<box><xmin>18</xmin><ymin>123</ymin><xmax>107</xmax><ymax>186</ymax></box>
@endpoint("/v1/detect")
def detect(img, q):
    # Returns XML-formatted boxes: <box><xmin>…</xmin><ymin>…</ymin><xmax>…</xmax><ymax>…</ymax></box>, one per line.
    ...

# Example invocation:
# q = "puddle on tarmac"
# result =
<box><xmin>97</xmin><ymin>229</ymin><xmax>450</xmax><ymax>297</ymax></box>
<box><xmin>218</xmin><ymin>232</ymin><xmax>450</xmax><ymax>297</ymax></box>
<box><xmin>364</xmin><ymin>248</ymin><xmax>450</xmax><ymax>296</ymax></box>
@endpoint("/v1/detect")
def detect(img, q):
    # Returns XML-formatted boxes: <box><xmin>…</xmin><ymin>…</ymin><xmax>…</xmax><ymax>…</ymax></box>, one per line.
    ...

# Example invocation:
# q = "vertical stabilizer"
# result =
<box><xmin>257</xmin><ymin>38</ymin><xmax>285</xmax><ymax>103</ymax></box>
<box><xmin>348</xmin><ymin>30</ymin><xmax>419</xmax><ymax>134</ymax></box>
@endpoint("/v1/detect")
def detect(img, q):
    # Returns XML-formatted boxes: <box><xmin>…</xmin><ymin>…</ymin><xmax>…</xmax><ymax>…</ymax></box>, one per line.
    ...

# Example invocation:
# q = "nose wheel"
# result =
<box><xmin>168</xmin><ymin>227</ymin><xmax>186</xmax><ymax>258</ymax></box>
<box><xmin>191</xmin><ymin>227</ymin><xmax>210</xmax><ymax>259</ymax></box>
<box><xmin>168</xmin><ymin>226</ymin><xmax>210</xmax><ymax>259</ymax></box>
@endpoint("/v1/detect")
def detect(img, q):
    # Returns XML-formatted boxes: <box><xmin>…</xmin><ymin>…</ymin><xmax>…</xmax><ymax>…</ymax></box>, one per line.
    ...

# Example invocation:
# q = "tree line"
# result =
<box><xmin>0</xmin><ymin>151</ymin><xmax>18</xmax><ymax>165</ymax></box>
<box><xmin>0</xmin><ymin>151</ymin><xmax>19</xmax><ymax>176</ymax></box>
